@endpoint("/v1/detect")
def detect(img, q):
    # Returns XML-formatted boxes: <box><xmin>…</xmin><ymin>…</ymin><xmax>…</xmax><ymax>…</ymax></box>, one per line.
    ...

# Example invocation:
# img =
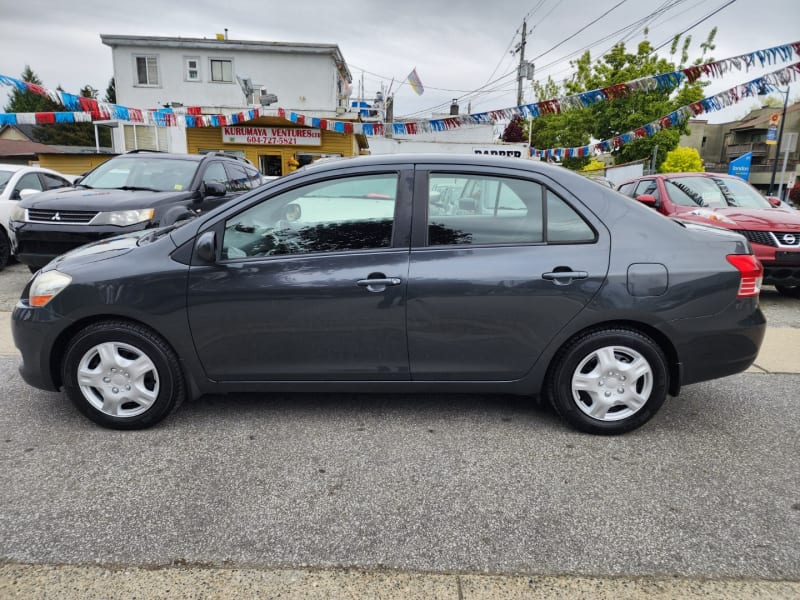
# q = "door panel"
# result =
<box><xmin>187</xmin><ymin>251</ymin><xmax>409</xmax><ymax>380</ymax></box>
<box><xmin>407</xmin><ymin>168</ymin><xmax>609</xmax><ymax>381</ymax></box>
<box><xmin>407</xmin><ymin>245</ymin><xmax>608</xmax><ymax>380</ymax></box>
<box><xmin>187</xmin><ymin>168</ymin><xmax>413</xmax><ymax>381</ymax></box>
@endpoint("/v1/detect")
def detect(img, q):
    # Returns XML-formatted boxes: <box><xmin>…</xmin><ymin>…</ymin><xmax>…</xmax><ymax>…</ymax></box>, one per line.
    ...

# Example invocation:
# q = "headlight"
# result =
<box><xmin>10</xmin><ymin>204</ymin><xmax>26</xmax><ymax>222</ymax></box>
<box><xmin>93</xmin><ymin>208</ymin><xmax>155</xmax><ymax>226</ymax></box>
<box><xmin>29</xmin><ymin>270</ymin><xmax>72</xmax><ymax>307</ymax></box>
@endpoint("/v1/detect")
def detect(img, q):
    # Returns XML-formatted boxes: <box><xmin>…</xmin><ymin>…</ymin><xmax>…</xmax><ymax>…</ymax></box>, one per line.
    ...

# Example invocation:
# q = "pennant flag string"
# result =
<box><xmin>530</xmin><ymin>62</ymin><xmax>800</xmax><ymax>159</ymax></box>
<box><xmin>1</xmin><ymin>41</ymin><xmax>798</xmax><ymax>134</ymax></box>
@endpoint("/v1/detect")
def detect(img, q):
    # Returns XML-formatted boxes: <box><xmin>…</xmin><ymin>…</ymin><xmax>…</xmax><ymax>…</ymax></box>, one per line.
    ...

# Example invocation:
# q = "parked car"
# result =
<box><xmin>9</xmin><ymin>150</ymin><xmax>265</xmax><ymax>271</ymax></box>
<box><xmin>617</xmin><ymin>172</ymin><xmax>800</xmax><ymax>298</ymax></box>
<box><xmin>12</xmin><ymin>155</ymin><xmax>765</xmax><ymax>434</ymax></box>
<box><xmin>0</xmin><ymin>164</ymin><xmax>73</xmax><ymax>271</ymax></box>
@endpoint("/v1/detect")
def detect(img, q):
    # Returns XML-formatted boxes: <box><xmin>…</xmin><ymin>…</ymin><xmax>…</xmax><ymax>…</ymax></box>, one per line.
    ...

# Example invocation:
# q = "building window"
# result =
<box><xmin>185</xmin><ymin>57</ymin><xmax>200</xmax><ymax>82</ymax></box>
<box><xmin>701</xmin><ymin>136</ymin><xmax>707</xmax><ymax>148</ymax></box>
<box><xmin>210</xmin><ymin>59</ymin><xmax>233</xmax><ymax>82</ymax></box>
<box><xmin>135</xmin><ymin>55</ymin><xmax>159</xmax><ymax>86</ymax></box>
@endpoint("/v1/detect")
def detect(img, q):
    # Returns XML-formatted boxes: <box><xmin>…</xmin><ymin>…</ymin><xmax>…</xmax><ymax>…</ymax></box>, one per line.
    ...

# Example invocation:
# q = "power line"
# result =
<box><xmin>651</xmin><ymin>0</ymin><xmax>739</xmax><ymax>52</ymax></box>
<box><xmin>529</xmin><ymin>0</ymin><xmax>630</xmax><ymax>63</ymax></box>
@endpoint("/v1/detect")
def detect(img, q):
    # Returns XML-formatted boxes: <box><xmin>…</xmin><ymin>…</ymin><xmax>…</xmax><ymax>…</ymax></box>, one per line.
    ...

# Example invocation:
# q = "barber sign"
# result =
<box><xmin>473</xmin><ymin>146</ymin><xmax>527</xmax><ymax>158</ymax></box>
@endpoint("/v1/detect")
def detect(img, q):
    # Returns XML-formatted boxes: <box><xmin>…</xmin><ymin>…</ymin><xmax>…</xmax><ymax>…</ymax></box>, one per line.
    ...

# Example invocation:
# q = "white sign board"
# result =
<box><xmin>222</xmin><ymin>126</ymin><xmax>321</xmax><ymax>146</ymax></box>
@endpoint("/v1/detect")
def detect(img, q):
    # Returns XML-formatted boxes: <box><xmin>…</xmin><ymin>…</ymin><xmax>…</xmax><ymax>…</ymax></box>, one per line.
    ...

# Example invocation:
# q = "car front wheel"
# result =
<box><xmin>62</xmin><ymin>321</ymin><xmax>185</xmax><ymax>429</ymax></box>
<box><xmin>547</xmin><ymin>328</ymin><xmax>669</xmax><ymax>435</ymax></box>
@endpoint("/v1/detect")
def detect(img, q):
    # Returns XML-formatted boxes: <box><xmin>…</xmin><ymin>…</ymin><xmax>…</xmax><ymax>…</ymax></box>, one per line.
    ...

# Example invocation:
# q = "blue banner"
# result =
<box><xmin>728</xmin><ymin>152</ymin><xmax>753</xmax><ymax>181</ymax></box>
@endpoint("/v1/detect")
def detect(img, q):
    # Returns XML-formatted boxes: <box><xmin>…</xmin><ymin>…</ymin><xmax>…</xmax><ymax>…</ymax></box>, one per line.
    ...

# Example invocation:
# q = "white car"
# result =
<box><xmin>0</xmin><ymin>164</ymin><xmax>73</xmax><ymax>270</ymax></box>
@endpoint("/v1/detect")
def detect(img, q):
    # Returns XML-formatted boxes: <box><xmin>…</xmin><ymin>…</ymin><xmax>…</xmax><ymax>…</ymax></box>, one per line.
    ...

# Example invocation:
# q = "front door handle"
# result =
<box><xmin>356</xmin><ymin>276</ymin><xmax>402</xmax><ymax>292</ymax></box>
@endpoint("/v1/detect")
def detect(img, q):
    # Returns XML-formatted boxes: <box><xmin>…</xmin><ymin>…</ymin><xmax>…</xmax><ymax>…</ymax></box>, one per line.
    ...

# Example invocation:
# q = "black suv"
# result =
<box><xmin>10</xmin><ymin>151</ymin><xmax>264</xmax><ymax>270</ymax></box>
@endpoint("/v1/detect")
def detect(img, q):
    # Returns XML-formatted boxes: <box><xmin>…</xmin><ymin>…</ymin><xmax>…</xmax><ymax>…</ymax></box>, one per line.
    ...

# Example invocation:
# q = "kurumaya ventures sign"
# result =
<box><xmin>223</xmin><ymin>126</ymin><xmax>321</xmax><ymax>146</ymax></box>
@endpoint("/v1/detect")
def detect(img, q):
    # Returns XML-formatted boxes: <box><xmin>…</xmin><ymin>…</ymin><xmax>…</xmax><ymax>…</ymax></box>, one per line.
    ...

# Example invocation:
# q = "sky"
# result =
<box><xmin>1</xmin><ymin>0</ymin><xmax>798</xmax><ymax>126</ymax></box>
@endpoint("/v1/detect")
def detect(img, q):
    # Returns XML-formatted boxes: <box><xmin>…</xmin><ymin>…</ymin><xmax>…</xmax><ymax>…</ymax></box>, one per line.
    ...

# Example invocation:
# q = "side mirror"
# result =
<box><xmin>194</xmin><ymin>231</ymin><xmax>217</xmax><ymax>263</ymax></box>
<box><xmin>202</xmin><ymin>181</ymin><xmax>227</xmax><ymax>199</ymax></box>
<box><xmin>635</xmin><ymin>194</ymin><xmax>658</xmax><ymax>208</ymax></box>
<box><xmin>766</xmin><ymin>196</ymin><xmax>782</xmax><ymax>208</ymax></box>
<box><xmin>18</xmin><ymin>188</ymin><xmax>41</xmax><ymax>201</ymax></box>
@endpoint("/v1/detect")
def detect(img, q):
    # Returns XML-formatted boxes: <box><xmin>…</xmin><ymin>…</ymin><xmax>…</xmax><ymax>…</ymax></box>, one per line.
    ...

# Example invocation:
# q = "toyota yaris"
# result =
<box><xmin>12</xmin><ymin>155</ymin><xmax>766</xmax><ymax>434</ymax></box>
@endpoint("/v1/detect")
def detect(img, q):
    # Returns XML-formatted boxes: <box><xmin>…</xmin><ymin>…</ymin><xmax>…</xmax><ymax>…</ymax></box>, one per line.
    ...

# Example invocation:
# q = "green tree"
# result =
<box><xmin>527</xmin><ymin>76</ymin><xmax>593</xmax><ymax>169</ymax></box>
<box><xmin>659</xmin><ymin>146</ymin><xmax>704</xmax><ymax>172</ymax></box>
<box><xmin>33</xmin><ymin>82</ymin><xmax>111</xmax><ymax>148</ymax></box>
<box><xmin>104</xmin><ymin>77</ymin><xmax>116</xmax><ymax>104</ymax></box>
<box><xmin>3</xmin><ymin>65</ymin><xmax>60</xmax><ymax>113</ymax></box>
<box><xmin>527</xmin><ymin>31</ymin><xmax>715</xmax><ymax>170</ymax></box>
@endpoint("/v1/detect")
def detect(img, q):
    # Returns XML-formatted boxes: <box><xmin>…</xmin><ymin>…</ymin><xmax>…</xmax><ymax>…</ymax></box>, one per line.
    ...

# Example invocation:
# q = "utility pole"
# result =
<box><xmin>516</xmin><ymin>20</ymin><xmax>527</xmax><ymax>107</ymax></box>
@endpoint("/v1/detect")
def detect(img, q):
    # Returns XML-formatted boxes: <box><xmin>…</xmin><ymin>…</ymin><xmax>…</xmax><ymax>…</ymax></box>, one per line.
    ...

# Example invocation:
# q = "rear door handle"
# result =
<box><xmin>357</xmin><ymin>277</ymin><xmax>402</xmax><ymax>292</ymax></box>
<box><xmin>542</xmin><ymin>270</ymin><xmax>589</xmax><ymax>284</ymax></box>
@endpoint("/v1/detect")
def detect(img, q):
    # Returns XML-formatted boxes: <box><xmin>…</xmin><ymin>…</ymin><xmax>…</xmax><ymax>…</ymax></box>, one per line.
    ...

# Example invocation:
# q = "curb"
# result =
<box><xmin>1</xmin><ymin>564</ymin><xmax>799</xmax><ymax>599</ymax></box>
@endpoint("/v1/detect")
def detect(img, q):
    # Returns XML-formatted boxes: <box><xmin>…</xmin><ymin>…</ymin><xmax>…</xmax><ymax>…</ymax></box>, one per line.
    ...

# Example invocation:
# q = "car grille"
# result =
<box><xmin>26</xmin><ymin>209</ymin><xmax>98</xmax><ymax>224</ymax></box>
<box><xmin>732</xmin><ymin>230</ymin><xmax>800</xmax><ymax>248</ymax></box>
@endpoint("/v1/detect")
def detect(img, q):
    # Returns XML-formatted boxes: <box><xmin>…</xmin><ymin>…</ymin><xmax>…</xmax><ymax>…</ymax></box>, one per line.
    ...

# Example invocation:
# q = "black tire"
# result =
<box><xmin>546</xmin><ymin>328</ymin><xmax>669</xmax><ymax>435</ymax></box>
<box><xmin>28</xmin><ymin>265</ymin><xmax>40</xmax><ymax>274</ymax></box>
<box><xmin>775</xmin><ymin>284</ymin><xmax>800</xmax><ymax>298</ymax></box>
<box><xmin>0</xmin><ymin>229</ymin><xmax>10</xmax><ymax>272</ymax></box>
<box><xmin>61</xmin><ymin>320</ymin><xmax>185</xmax><ymax>429</ymax></box>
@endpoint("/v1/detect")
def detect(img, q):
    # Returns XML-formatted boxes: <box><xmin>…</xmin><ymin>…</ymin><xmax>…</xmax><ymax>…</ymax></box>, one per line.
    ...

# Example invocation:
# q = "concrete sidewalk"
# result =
<box><xmin>1</xmin><ymin>311</ymin><xmax>798</xmax><ymax>373</ymax></box>
<box><xmin>1</xmin><ymin>564</ymin><xmax>799</xmax><ymax>599</ymax></box>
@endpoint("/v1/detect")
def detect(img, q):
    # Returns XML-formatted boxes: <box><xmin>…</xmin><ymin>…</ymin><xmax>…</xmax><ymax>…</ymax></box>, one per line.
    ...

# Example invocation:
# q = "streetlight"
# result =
<box><xmin>767</xmin><ymin>86</ymin><xmax>790</xmax><ymax>197</ymax></box>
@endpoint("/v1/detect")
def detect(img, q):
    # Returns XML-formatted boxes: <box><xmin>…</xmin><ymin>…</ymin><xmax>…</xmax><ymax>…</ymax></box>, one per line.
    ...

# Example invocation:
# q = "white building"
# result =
<box><xmin>100</xmin><ymin>34</ymin><xmax>355</xmax><ymax>160</ymax></box>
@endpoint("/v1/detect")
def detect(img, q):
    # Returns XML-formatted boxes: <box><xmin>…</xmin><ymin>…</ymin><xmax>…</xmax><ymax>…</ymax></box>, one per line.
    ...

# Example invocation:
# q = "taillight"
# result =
<box><xmin>726</xmin><ymin>254</ymin><xmax>763</xmax><ymax>297</ymax></box>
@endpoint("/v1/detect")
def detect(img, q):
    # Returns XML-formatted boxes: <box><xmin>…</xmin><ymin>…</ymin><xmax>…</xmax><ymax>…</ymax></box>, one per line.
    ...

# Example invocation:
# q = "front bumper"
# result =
<box><xmin>753</xmin><ymin>244</ymin><xmax>800</xmax><ymax>287</ymax></box>
<box><xmin>11</xmin><ymin>221</ymin><xmax>149</xmax><ymax>268</ymax></box>
<box><xmin>11</xmin><ymin>302</ymin><xmax>73</xmax><ymax>391</ymax></box>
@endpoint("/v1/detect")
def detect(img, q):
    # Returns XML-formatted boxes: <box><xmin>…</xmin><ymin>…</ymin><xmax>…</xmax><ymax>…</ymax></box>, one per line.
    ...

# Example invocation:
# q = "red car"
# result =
<box><xmin>617</xmin><ymin>172</ymin><xmax>800</xmax><ymax>298</ymax></box>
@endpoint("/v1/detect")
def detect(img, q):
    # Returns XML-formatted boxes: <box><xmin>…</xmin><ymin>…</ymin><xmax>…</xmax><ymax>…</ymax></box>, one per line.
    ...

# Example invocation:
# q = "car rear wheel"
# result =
<box><xmin>775</xmin><ymin>284</ymin><xmax>800</xmax><ymax>298</ymax></box>
<box><xmin>62</xmin><ymin>321</ymin><xmax>185</xmax><ymax>429</ymax></box>
<box><xmin>547</xmin><ymin>328</ymin><xmax>669</xmax><ymax>435</ymax></box>
<box><xmin>0</xmin><ymin>229</ymin><xmax>10</xmax><ymax>272</ymax></box>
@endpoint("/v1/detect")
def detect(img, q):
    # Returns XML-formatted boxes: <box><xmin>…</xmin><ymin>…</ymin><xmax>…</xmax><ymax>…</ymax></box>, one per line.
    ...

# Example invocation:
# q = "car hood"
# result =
<box><xmin>708</xmin><ymin>207</ymin><xmax>800</xmax><ymax>230</ymax></box>
<box><xmin>20</xmin><ymin>187</ymin><xmax>190</xmax><ymax>211</ymax></box>
<box><xmin>46</xmin><ymin>230</ymin><xmax>155</xmax><ymax>271</ymax></box>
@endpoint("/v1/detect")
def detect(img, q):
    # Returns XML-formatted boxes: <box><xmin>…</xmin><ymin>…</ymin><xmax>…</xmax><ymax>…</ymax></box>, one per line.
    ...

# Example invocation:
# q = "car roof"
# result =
<box><xmin>618</xmin><ymin>172</ymin><xmax>739</xmax><ymax>186</ymax></box>
<box><xmin>120</xmin><ymin>151</ymin><xmax>205</xmax><ymax>162</ymax></box>
<box><xmin>0</xmin><ymin>164</ymin><xmax>66</xmax><ymax>175</ymax></box>
<box><xmin>119</xmin><ymin>151</ymin><xmax>254</xmax><ymax>165</ymax></box>
<box><xmin>296</xmin><ymin>153</ymin><xmax>575</xmax><ymax>177</ymax></box>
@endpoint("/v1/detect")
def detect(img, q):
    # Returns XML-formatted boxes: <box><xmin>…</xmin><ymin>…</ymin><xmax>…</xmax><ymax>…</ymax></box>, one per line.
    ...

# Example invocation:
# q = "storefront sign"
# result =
<box><xmin>223</xmin><ymin>126</ymin><xmax>321</xmax><ymax>146</ymax></box>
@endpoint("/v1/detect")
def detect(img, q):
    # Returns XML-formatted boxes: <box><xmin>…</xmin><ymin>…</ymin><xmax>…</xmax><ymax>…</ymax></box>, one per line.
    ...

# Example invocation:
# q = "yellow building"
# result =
<box><xmin>185</xmin><ymin>116</ymin><xmax>368</xmax><ymax>176</ymax></box>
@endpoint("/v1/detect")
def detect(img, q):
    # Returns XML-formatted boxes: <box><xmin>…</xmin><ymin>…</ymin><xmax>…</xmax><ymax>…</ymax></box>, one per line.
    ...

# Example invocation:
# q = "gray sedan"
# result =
<box><xmin>11</xmin><ymin>154</ymin><xmax>765</xmax><ymax>434</ymax></box>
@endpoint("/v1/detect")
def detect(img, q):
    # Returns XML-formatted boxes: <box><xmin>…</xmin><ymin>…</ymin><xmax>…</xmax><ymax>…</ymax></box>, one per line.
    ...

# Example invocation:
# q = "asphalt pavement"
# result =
<box><xmin>0</xmin><ymin>261</ymin><xmax>798</xmax><ymax>598</ymax></box>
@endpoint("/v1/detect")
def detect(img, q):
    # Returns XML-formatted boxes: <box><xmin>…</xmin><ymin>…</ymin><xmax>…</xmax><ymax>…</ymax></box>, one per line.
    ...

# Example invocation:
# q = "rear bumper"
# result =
<box><xmin>671</xmin><ymin>302</ymin><xmax>766</xmax><ymax>386</ymax></box>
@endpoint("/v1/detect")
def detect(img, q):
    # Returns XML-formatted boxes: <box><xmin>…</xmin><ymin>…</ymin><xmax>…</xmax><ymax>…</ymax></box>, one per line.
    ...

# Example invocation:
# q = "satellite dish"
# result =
<box><xmin>236</xmin><ymin>74</ymin><xmax>254</xmax><ymax>98</ymax></box>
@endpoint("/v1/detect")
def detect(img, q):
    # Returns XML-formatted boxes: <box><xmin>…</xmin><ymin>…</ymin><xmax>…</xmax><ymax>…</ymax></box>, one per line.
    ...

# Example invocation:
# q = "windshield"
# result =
<box><xmin>80</xmin><ymin>157</ymin><xmax>199</xmax><ymax>192</ymax></box>
<box><xmin>668</xmin><ymin>176</ymin><xmax>771</xmax><ymax>209</ymax></box>
<box><xmin>0</xmin><ymin>169</ymin><xmax>13</xmax><ymax>193</ymax></box>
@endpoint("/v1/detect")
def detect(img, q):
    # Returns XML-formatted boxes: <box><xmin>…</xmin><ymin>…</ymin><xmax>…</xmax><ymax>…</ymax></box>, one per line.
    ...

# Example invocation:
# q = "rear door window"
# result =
<box><xmin>427</xmin><ymin>174</ymin><xmax>543</xmax><ymax>245</ymax></box>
